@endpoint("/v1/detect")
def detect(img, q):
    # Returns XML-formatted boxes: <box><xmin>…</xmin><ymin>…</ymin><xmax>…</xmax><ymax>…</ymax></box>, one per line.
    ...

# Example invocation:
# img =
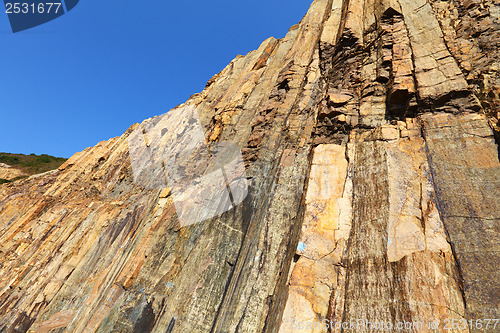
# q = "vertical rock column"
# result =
<box><xmin>422</xmin><ymin>113</ymin><xmax>500</xmax><ymax>320</ymax></box>
<box><xmin>278</xmin><ymin>144</ymin><xmax>351</xmax><ymax>333</ymax></box>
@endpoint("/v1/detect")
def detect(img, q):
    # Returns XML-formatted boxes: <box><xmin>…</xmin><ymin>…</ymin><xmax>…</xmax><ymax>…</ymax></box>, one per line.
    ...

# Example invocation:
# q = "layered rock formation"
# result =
<box><xmin>1</xmin><ymin>0</ymin><xmax>499</xmax><ymax>332</ymax></box>
<box><xmin>0</xmin><ymin>163</ymin><xmax>27</xmax><ymax>181</ymax></box>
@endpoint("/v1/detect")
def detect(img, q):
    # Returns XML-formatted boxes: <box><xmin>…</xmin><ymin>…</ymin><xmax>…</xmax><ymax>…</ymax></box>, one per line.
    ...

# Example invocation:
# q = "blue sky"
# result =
<box><xmin>0</xmin><ymin>1</ymin><xmax>311</xmax><ymax>158</ymax></box>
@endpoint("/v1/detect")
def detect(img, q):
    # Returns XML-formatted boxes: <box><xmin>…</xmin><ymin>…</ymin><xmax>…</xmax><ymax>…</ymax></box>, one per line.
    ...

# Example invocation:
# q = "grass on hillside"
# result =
<box><xmin>0</xmin><ymin>176</ymin><xmax>26</xmax><ymax>184</ymax></box>
<box><xmin>0</xmin><ymin>153</ymin><xmax>67</xmax><ymax>183</ymax></box>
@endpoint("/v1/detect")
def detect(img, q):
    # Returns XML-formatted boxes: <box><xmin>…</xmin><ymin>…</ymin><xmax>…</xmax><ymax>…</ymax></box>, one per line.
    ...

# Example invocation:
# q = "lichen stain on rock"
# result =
<box><xmin>0</xmin><ymin>0</ymin><xmax>499</xmax><ymax>331</ymax></box>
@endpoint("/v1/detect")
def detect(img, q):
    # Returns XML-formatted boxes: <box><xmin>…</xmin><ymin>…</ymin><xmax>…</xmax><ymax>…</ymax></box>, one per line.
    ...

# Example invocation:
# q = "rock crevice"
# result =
<box><xmin>0</xmin><ymin>0</ymin><xmax>499</xmax><ymax>332</ymax></box>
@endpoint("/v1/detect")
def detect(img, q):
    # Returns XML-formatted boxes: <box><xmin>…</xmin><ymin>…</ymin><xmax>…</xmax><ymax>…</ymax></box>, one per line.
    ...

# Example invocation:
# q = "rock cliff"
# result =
<box><xmin>0</xmin><ymin>0</ymin><xmax>499</xmax><ymax>332</ymax></box>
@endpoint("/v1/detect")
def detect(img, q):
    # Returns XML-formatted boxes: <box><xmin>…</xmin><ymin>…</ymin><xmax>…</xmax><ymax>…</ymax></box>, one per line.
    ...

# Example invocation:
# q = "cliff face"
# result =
<box><xmin>0</xmin><ymin>0</ymin><xmax>499</xmax><ymax>332</ymax></box>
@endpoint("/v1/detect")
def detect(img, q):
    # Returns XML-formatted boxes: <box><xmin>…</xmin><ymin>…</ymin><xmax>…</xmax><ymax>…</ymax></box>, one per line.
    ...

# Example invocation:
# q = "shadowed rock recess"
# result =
<box><xmin>1</xmin><ymin>0</ymin><xmax>499</xmax><ymax>332</ymax></box>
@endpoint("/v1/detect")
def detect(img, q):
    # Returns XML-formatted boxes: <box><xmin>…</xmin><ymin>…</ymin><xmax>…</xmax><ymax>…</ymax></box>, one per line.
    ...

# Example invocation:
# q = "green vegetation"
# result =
<box><xmin>0</xmin><ymin>152</ymin><xmax>67</xmax><ymax>176</ymax></box>
<box><xmin>0</xmin><ymin>176</ymin><xmax>29</xmax><ymax>184</ymax></box>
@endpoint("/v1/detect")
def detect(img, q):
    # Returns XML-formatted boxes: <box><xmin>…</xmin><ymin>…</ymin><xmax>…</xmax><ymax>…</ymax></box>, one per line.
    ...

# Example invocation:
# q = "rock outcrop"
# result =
<box><xmin>0</xmin><ymin>0</ymin><xmax>499</xmax><ymax>332</ymax></box>
<box><xmin>0</xmin><ymin>163</ymin><xmax>27</xmax><ymax>181</ymax></box>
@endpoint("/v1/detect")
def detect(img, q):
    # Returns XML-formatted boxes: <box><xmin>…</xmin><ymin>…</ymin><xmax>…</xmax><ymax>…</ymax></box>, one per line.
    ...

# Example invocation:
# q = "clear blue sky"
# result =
<box><xmin>0</xmin><ymin>1</ymin><xmax>311</xmax><ymax>158</ymax></box>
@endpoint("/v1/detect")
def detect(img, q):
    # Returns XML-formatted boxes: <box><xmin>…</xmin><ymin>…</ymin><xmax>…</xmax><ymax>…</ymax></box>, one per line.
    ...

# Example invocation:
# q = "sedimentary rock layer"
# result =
<box><xmin>0</xmin><ymin>0</ymin><xmax>499</xmax><ymax>332</ymax></box>
<box><xmin>0</xmin><ymin>163</ymin><xmax>27</xmax><ymax>181</ymax></box>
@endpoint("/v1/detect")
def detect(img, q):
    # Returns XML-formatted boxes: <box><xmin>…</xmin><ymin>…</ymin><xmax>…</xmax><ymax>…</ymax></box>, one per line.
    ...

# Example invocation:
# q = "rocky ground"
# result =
<box><xmin>0</xmin><ymin>0</ymin><xmax>499</xmax><ymax>332</ymax></box>
<box><xmin>0</xmin><ymin>153</ymin><xmax>67</xmax><ymax>184</ymax></box>
<box><xmin>0</xmin><ymin>163</ymin><xmax>27</xmax><ymax>182</ymax></box>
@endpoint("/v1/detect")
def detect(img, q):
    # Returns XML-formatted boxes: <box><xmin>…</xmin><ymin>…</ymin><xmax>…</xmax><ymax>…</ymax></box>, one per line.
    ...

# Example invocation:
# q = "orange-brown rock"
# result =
<box><xmin>0</xmin><ymin>0</ymin><xmax>499</xmax><ymax>332</ymax></box>
<box><xmin>0</xmin><ymin>163</ymin><xmax>27</xmax><ymax>181</ymax></box>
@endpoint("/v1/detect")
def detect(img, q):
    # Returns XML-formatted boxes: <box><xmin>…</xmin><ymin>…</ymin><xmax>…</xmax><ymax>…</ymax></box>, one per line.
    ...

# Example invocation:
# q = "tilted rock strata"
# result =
<box><xmin>0</xmin><ymin>0</ymin><xmax>499</xmax><ymax>332</ymax></box>
<box><xmin>0</xmin><ymin>163</ymin><xmax>27</xmax><ymax>181</ymax></box>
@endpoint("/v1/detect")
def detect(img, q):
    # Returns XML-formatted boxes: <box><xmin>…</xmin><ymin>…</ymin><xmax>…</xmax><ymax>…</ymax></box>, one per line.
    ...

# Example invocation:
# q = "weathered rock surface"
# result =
<box><xmin>0</xmin><ymin>163</ymin><xmax>27</xmax><ymax>181</ymax></box>
<box><xmin>0</xmin><ymin>0</ymin><xmax>499</xmax><ymax>332</ymax></box>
